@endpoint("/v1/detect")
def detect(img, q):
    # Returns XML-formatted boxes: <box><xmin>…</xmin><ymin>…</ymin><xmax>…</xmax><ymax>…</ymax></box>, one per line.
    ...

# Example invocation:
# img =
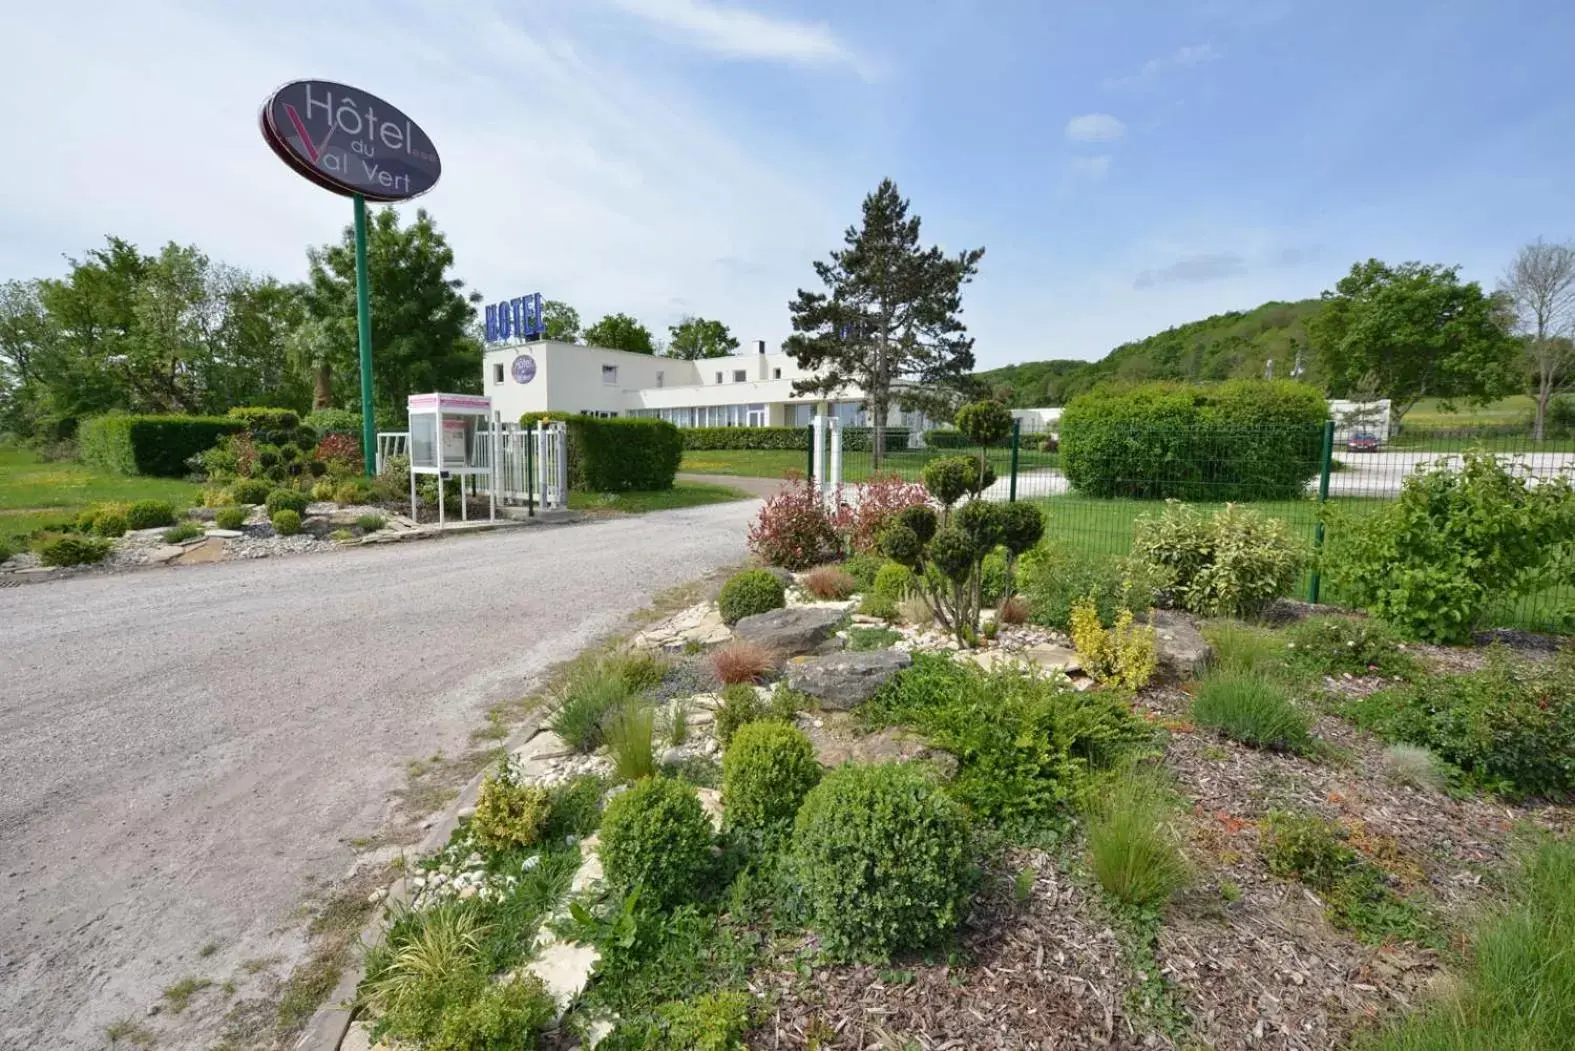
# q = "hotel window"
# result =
<box><xmin>715</xmin><ymin>371</ymin><xmax>723</xmax><ymax>384</ymax></box>
<box><xmin>602</xmin><ymin>365</ymin><xmax>618</xmax><ymax>386</ymax></box>
<box><xmin>733</xmin><ymin>370</ymin><xmax>746</xmax><ymax>382</ymax></box>
<box><xmin>773</xmin><ymin>368</ymin><xmax>781</xmax><ymax>379</ymax></box>
<box><xmin>492</xmin><ymin>363</ymin><xmax>504</xmax><ymax>384</ymax></box>
<box><xmin>656</xmin><ymin>371</ymin><xmax>664</xmax><ymax>388</ymax></box>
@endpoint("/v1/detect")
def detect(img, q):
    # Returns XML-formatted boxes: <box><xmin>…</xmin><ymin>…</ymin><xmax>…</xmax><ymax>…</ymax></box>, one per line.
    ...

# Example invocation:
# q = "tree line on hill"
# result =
<box><xmin>978</xmin><ymin>240</ymin><xmax>1575</xmax><ymax>440</ymax></box>
<box><xmin>0</xmin><ymin>209</ymin><xmax>745</xmax><ymax>443</ymax></box>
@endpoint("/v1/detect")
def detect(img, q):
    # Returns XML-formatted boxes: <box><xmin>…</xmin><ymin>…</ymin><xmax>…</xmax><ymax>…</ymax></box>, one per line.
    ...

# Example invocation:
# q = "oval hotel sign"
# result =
<box><xmin>260</xmin><ymin>80</ymin><xmax>440</xmax><ymax>201</ymax></box>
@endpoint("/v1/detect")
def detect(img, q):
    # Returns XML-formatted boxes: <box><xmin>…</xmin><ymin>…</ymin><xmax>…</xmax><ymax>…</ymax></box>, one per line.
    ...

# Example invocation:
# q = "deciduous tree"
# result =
<box><xmin>303</xmin><ymin>207</ymin><xmax>482</xmax><ymax>413</ymax></box>
<box><xmin>584</xmin><ymin>312</ymin><xmax>655</xmax><ymax>354</ymax></box>
<box><xmin>786</xmin><ymin>179</ymin><xmax>984</xmax><ymax>464</ymax></box>
<box><xmin>543</xmin><ymin>299</ymin><xmax>581</xmax><ymax>343</ymax></box>
<box><xmin>1500</xmin><ymin>239</ymin><xmax>1575</xmax><ymax>440</ymax></box>
<box><xmin>1309</xmin><ymin>259</ymin><xmax>1518</xmax><ymax>423</ymax></box>
<box><xmin>666</xmin><ymin>315</ymin><xmax>739</xmax><ymax>359</ymax></box>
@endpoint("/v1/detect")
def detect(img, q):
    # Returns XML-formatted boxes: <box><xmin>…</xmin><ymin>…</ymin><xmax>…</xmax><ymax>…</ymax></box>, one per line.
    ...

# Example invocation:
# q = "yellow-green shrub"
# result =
<box><xmin>1070</xmin><ymin>600</ymin><xmax>1157</xmax><ymax>689</ymax></box>
<box><xmin>471</xmin><ymin>763</ymin><xmax>551</xmax><ymax>851</ymax></box>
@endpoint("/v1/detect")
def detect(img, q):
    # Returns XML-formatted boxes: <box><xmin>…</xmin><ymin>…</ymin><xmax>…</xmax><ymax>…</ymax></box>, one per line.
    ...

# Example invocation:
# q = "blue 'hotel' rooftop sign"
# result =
<box><xmin>485</xmin><ymin>292</ymin><xmax>544</xmax><ymax>344</ymax></box>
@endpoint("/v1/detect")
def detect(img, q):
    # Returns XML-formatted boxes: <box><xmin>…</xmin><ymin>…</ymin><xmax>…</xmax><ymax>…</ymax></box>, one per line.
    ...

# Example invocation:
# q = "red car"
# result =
<box><xmin>1347</xmin><ymin>432</ymin><xmax>1380</xmax><ymax>452</ymax></box>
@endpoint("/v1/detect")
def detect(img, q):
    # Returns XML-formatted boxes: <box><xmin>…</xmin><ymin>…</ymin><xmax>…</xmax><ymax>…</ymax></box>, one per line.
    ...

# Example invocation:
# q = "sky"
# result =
<box><xmin>2</xmin><ymin>0</ymin><xmax>1573</xmax><ymax>370</ymax></box>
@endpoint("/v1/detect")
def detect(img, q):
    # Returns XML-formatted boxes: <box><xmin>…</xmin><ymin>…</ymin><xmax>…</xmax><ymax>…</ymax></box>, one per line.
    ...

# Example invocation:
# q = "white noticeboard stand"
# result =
<box><xmin>406</xmin><ymin>393</ymin><xmax>496</xmax><ymax>529</ymax></box>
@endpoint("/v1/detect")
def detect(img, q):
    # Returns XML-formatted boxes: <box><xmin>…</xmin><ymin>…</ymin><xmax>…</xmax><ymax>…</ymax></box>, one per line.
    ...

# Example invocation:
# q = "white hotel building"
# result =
<box><xmin>481</xmin><ymin>338</ymin><xmax>924</xmax><ymax>432</ymax></box>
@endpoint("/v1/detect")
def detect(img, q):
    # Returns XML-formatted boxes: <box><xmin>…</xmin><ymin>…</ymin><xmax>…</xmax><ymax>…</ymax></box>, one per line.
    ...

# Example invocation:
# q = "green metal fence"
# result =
<box><xmin>822</xmin><ymin>419</ymin><xmax>1575</xmax><ymax>633</ymax></box>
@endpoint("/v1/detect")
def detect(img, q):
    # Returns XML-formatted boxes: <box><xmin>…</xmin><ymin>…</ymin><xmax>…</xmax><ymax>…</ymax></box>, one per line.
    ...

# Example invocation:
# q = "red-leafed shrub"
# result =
<box><xmin>833</xmin><ymin>473</ymin><xmax>930</xmax><ymax>554</ymax></box>
<box><xmin>315</xmin><ymin>433</ymin><xmax>362</xmax><ymax>469</ymax></box>
<box><xmin>711</xmin><ymin>641</ymin><xmax>778</xmax><ymax>685</ymax></box>
<box><xmin>748</xmin><ymin>475</ymin><xmax>840</xmax><ymax>570</ymax></box>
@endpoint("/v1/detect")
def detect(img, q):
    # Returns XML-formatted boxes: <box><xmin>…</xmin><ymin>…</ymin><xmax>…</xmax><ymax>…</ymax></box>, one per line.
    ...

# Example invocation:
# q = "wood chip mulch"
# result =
<box><xmin>741</xmin><ymin>641</ymin><xmax>1575</xmax><ymax>1050</ymax></box>
<box><xmin>1141</xmin><ymin>680</ymin><xmax>1575</xmax><ymax>1049</ymax></box>
<box><xmin>750</xmin><ymin>852</ymin><xmax>1163</xmax><ymax>1050</ymax></box>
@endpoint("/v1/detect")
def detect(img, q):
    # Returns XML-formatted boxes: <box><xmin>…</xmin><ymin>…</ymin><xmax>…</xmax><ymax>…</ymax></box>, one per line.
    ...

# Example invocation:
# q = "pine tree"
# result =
<box><xmin>785</xmin><ymin>179</ymin><xmax>984</xmax><ymax>464</ymax></box>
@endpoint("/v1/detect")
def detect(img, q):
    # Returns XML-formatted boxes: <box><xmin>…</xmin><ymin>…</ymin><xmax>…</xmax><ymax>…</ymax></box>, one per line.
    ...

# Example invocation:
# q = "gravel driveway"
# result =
<box><xmin>0</xmin><ymin>502</ymin><xmax>755</xmax><ymax>1050</ymax></box>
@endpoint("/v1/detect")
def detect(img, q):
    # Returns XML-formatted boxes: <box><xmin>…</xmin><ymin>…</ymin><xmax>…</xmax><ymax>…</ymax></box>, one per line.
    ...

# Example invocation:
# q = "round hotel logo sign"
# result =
<box><xmin>511</xmin><ymin>355</ymin><xmax>537</xmax><ymax>384</ymax></box>
<box><xmin>260</xmin><ymin>80</ymin><xmax>440</xmax><ymax>201</ymax></box>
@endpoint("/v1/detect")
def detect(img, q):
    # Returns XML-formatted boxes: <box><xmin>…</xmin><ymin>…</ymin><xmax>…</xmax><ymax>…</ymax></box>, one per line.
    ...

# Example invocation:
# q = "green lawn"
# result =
<box><xmin>679</xmin><ymin>446</ymin><xmax>1059</xmax><ymax>483</ymax></box>
<box><xmin>0</xmin><ymin>443</ymin><xmax>203</xmax><ymax>541</ymax></box>
<box><xmin>567</xmin><ymin>481</ymin><xmax>752</xmax><ymax>515</ymax></box>
<box><xmin>1403</xmin><ymin>395</ymin><xmax>1535</xmax><ymax>428</ymax></box>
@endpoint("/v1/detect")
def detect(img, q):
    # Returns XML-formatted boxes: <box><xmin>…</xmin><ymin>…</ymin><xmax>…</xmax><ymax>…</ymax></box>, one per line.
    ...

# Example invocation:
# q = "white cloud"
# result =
<box><xmin>1102</xmin><ymin>43</ymin><xmax>1219</xmax><ymax>90</ymax></box>
<box><xmin>1070</xmin><ymin>155</ymin><xmax>1112</xmax><ymax>180</ymax></box>
<box><xmin>0</xmin><ymin>1</ymin><xmax>848</xmax><ymax>354</ymax></box>
<box><xmin>1065</xmin><ymin>113</ymin><xmax>1127</xmax><ymax>142</ymax></box>
<box><xmin>605</xmin><ymin>0</ymin><xmax>864</xmax><ymax>72</ymax></box>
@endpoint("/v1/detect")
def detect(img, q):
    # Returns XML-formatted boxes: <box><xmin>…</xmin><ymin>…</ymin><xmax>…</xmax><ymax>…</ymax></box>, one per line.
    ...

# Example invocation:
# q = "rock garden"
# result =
<box><xmin>0</xmin><ymin>409</ymin><xmax>444</xmax><ymax>580</ymax></box>
<box><xmin>343</xmin><ymin>434</ymin><xmax>1575</xmax><ymax>1051</ymax></box>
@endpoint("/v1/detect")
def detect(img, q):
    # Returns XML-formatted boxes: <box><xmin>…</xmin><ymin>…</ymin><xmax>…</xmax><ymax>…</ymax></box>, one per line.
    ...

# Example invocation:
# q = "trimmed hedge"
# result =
<box><xmin>527</xmin><ymin>415</ymin><xmax>683</xmax><ymax>491</ymax></box>
<box><xmin>924</xmin><ymin>427</ymin><xmax>1012</xmax><ymax>449</ymax></box>
<box><xmin>1059</xmin><ymin>380</ymin><xmax>1326</xmax><ymax>500</ymax></box>
<box><xmin>680</xmin><ymin>425</ymin><xmax>909</xmax><ymax>452</ymax></box>
<box><xmin>684</xmin><ymin>426</ymin><xmax>804</xmax><ymax>451</ymax></box>
<box><xmin>80</xmin><ymin>415</ymin><xmax>246</xmax><ymax>477</ymax></box>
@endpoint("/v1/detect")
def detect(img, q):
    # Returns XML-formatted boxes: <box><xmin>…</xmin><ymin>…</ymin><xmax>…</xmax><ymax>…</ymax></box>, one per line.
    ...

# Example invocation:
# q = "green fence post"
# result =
<box><xmin>1008</xmin><ymin>419</ymin><xmax>1021</xmax><ymax>502</ymax></box>
<box><xmin>352</xmin><ymin>194</ymin><xmax>377</xmax><ymax>478</ymax></box>
<box><xmin>1308</xmin><ymin>419</ymin><xmax>1335</xmax><ymax>604</ymax></box>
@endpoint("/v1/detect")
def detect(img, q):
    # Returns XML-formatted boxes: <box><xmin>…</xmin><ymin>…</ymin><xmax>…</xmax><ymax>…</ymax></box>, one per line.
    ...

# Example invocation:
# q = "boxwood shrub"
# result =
<box><xmin>229</xmin><ymin>479</ymin><xmax>272</xmax><ymax>506</ymax></box>
<box><xmin>79</xmin><ymin>414</ymin><xmax>246</xmax><ymax>477</ymax></box>
<box><xmin>214</xmin><ymin>506</ymin><xmax>247</xmax><ymax>530</ymax></box>
<box><xmin>1059</xmin><ymin>380</ymin><xmax>1326</xmax><ymax>500</ymax></box>
<box><xmin>265</xmin><ymin>488</ymin><xmax>310</xmax><ymax>516</ymax></box>
<box><xmin>721</xmin><ymin>721</ymin><xmax>820</xmax><ymax>837</ymax></box>
<box><xmin>791</xmin><ymin>762</ymin><xmax>973</xmax><ymax>959</ymax></box>
<box><xmin>270</xmin><ymin>509</ymin><xmax>302</xmax><ymax>536</ymax></box>
<box><xmin>125</xmin><ymin>500</ymin><xmax>176</xmax><ymax>530</ymax></box>
<box><xmin>93</xmin><ymin>510</ymin><xmax>129</xmax><ymax>538</ymax></box>
<box><xmin>717</xmin><ymin>569</ymin><xmax>785</xmax><ymax>625</ymax></box>
<box><xmin>598</xmin><ymin>776</ymin><xmax>715</xmax><ymax>909</ymax></box>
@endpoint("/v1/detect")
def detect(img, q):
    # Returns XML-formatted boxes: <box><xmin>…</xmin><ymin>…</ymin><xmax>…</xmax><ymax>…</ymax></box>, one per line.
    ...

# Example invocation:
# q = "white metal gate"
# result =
<box><xmin>475</xmin><ymin>418</ymin><xmax>568</xmax><ymax>512</ymax></box>
<box><xmin>376</xmin><ymin>420</ymin><xmax>568</xmax><ymax>512</ymax></box>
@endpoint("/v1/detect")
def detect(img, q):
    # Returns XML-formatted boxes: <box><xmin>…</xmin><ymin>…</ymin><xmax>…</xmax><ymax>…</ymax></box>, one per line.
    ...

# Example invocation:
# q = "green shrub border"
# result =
<box><xmin>80</xmin><ymin>415</ymin><xmax>246</xmax><ymax>477</ymax></box>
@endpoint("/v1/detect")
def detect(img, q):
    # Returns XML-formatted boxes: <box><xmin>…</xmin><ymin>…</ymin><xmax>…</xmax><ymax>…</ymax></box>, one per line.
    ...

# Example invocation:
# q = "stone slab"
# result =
<box><xmin>785</xmin><ymin>649</ymin><xmax>913</xmax><ymax>709</ymax></box>
<box><xmin>732</xmin><ymin>606</ymin><xmax>845</xmax><ymax>656</ymax></box>
<box><xmin>172</xmin><ymin>538</ymin><xmax>226</xmax><ymax>565</ymax></box>
<box><xmin>525</xmin><ymin>941</ymin><xmax>601</xmax><ymax>1013</ymax></box>
<box><xmin>204</xmin><ymin>528</ymin><xmax>244</xmax><ymax>539</ymax></box>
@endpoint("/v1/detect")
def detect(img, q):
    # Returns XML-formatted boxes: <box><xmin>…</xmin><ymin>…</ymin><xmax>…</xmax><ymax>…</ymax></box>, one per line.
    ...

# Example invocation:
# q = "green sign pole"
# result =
<box><xmin>353</xmin><ymin>194</ymin><xmax>376</xmax><ymax>477</ymax></box>
<box><xmin>1308</xmin><ymin>419</ymin><xmax>1335</xmax><ymax>604</ymax></box>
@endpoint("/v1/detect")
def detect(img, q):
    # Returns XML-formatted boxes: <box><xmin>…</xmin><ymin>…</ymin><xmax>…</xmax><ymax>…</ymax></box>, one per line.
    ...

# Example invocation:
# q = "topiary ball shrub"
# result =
<box><xmin>125</xmin><ymin>500</ymin><xmax>176</xmax><ymax>530</ymax></box>
<box><xmin>214</xmin><ymin>506</ymin><xmax>247</xmax><ymax>531</ymax></box>
<box><xmin>265</xmin><ymin>488</ymin><xmax>310</xmax><ymax>516</ymax></box>
<box><xmin>598</xmin><ymin>776</ymin><xmax>715</xmax><ymax>910</ymax></box>
<box><xmin>954</xmin><ymin>399</ymin><xmax>1014</xmax><ymax>447</ymax></box>
<box><xmin>722</xmin><ymin>721</ymin><xmax>821</xmax><ymax>838</ymax></box>
<box><xmin>93</xmin><ymin>511</ymin><xmax>129</xmax><ymax>538</ymax></box>
<box><xmin>229</xmin><ymin>479</ymin><xmax>271</xmax><ymax>506</ymax></box>
<box><xmin>717</xmin><ymin>568</ymin><xmax>786</xmax><ymax>625</ymax></box>
<box><xmin>38</xmin><ymin>534</ymin><xmax>113</xmax><ymax>567</ymax></box>
<box><xmin>270</xmin><ymin>509</ymin><xmax>302</xmax><ymax>536</ymax></box>
<box><xmin>791</xmin><ymin>763</ymin><xmax>973</xmax><ymax>960</ymax></box>
<box><xmin>471</xmin><ymin>762</ymin><xmax>551</xmax><ymax>851</ymax></box>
